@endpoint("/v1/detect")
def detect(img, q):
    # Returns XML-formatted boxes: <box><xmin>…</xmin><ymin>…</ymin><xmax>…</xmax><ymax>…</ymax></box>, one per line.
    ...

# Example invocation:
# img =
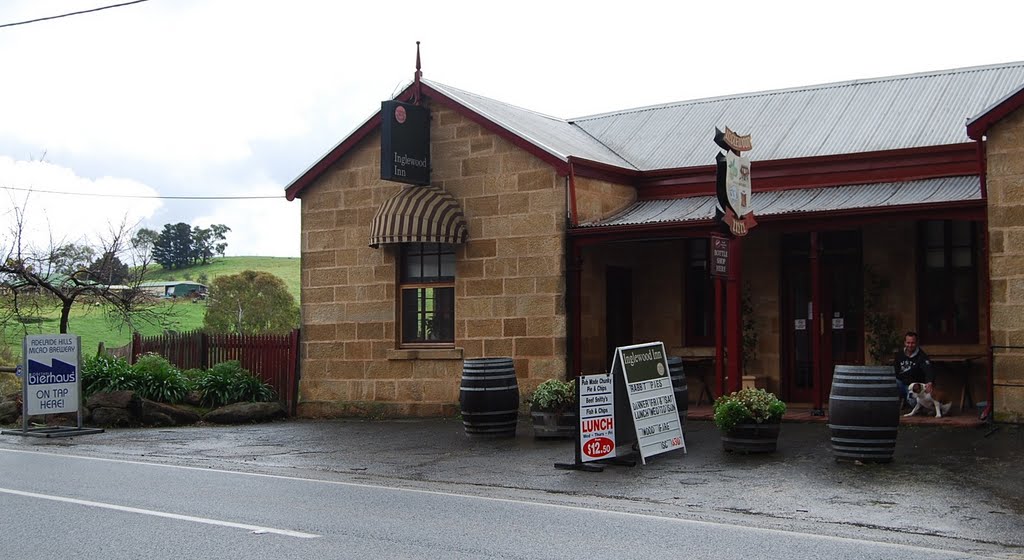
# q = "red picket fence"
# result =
<box><xmin>130</xmin><ymin>329</ymin><xmax>300</xmax><ymax>415</ymax></box>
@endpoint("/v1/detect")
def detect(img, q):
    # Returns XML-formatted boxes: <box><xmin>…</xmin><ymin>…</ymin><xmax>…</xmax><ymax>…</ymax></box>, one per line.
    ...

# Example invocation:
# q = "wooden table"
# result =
<box><xmin>929</xmin><ymin>354</ymin><xmax>985</xmax><ymax>413</ymax></box>
<box><xmin>677</xmin><ymin>357</ymin><xmax>716</xmax><ymax>405</ymax></box>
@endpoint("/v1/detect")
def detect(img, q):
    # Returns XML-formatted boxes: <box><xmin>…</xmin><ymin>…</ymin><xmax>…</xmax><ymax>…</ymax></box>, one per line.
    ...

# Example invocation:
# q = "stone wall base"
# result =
<box><xmin>298</xmin><ymin>400</ymin><xmax>459</xmax><ymax>419</ymax></box>
<box><xmin>994</xmin><ymin>385</ymin><xmax>1024</xmax><ymax>423</ymax></box>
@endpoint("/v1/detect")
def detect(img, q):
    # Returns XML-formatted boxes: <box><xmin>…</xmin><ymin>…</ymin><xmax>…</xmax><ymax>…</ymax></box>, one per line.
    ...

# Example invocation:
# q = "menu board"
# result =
<box><xmin>615</xmin><ymin>342</ymin><xmax>685</xmax><ymax>464</ymax></box>
<box><xmin>579</xmin><ymin>373</ymin><xmax>615</xmax><ymax>462</ymax></box>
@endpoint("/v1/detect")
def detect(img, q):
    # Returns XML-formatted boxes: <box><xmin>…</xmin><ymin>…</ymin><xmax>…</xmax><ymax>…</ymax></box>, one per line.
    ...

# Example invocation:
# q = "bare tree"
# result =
<box><xmin>1</xmin><ymin>195</ymin><xmax>171</xmax><ymax>334</ymax></box>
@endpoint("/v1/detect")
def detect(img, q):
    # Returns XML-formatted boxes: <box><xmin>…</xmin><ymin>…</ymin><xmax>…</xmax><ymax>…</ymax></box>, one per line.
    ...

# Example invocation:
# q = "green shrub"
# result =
<box><xmin>528</xmin><ymin>378</ymin><xmax>576</xmax><ymax>413</ymax></box>
<box><xmin>132</xmin><ymin>354</ymin><xmax>188</xmax><ymax>403</ymax></box>
<box><xmin>81</xmin><ymin>354</ymin><xmax>138</xmax><ymax>396</ymax></box>
<box><xmin>192</xmin><ymin>361</ymin><xmax>275</xmax><ymax>407</ymax></box>
<box><xmin>712</xmin><ymin>388</ymin><xmax>786</xmax><ymax>432</ymax></box>
<box><xmin>0</xmin><ymin>372</ymin><xmax>20</xmax><ymax>397</ymax></box>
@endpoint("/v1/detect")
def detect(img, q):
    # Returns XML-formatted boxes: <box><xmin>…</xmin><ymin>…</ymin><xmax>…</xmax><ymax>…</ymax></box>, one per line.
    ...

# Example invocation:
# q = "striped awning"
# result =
<box><xmin>369</xmin><ymin>185</ymin><xmax>469</xmax><ymax>248</ymax></box>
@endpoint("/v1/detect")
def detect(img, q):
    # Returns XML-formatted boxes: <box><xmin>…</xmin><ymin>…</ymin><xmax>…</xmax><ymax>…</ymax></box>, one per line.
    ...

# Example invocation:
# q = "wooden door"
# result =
<box><xmin>780</xmin><ymin>231</ymin><xmax>863</xmax><ymax>403</ymax></box>
<box><xmin>605</xmin><ymin>266</ymin><xmax>633</xmax><ymax>369</ymax></box>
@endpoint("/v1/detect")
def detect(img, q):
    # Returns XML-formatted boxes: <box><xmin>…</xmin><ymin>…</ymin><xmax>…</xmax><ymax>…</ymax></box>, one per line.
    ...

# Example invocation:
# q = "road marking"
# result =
<box><xmin>0</xmin><ymin>448</ymin><xmax>999</xmax><ymax>557</ymax></box>
<box><xmin>0</xmin><ymin>486</ymin><xmax>319</xmax><ymax>539</ymax></box>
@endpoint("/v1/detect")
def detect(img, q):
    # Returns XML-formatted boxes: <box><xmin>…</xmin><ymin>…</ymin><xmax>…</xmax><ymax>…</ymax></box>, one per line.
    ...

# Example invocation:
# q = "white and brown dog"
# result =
<box><xmin>904</xmin><ymin>382</ymin><xmax>953</xmax><ymax>418</ymax></box>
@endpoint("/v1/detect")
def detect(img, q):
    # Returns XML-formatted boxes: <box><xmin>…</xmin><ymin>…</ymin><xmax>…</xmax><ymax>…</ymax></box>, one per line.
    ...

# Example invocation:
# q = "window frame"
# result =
<box><xmin>916</xmin><ymin>220</ymin><xmax>979</xmax><ymax>345</ymax></box>
<box><xmin>684</xmin><ymin>237</ymin><xmax>716</xmax><ymax>347</ymax></box>
<box><xmin>398</xmin><ymin>243</ymin><xmax>456</xmax><ymax>347</ymax></box>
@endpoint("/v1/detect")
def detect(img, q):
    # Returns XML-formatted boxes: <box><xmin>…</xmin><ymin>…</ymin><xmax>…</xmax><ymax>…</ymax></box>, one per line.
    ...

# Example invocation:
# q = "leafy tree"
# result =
<box><xmin>203</xmin><ymin>270</ymin><xmax>298</xmax><ymax>335</ymax></box>
<box><xmin>151</xmin><ymin>222</ymin><xmax>193</xmax><ymax>269</ymax></box>
<box><xmin>131</xmin><ymin>227</ymin><xmax>159</xmax><ymax>254</ymax></box>
<box><xmin>191</xmin><ymin>224</ymin><xmax>230</xmax><ymax>265</ymax></box>
<box><xmin>147</xmin><ymin>222</ymin><xmax>230</xmax><ymax>268</ymax></box>
<box><xmin>87</xmin><ymin>251</ymin><xmax>130</xmax><ymax>285</ymax></box>
<box><xmin>51</xmin><ymin>243</ymin><xmax>96</xmax><ymax>276</ymax></box>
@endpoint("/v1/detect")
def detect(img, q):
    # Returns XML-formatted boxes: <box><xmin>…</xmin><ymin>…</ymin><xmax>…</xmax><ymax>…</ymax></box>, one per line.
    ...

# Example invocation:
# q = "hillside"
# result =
<box><xmin>144</xmin><ymin>256</ymin><xmax>300</xmax><ymax>300</ymax></box>
<box><xmin>1</xmin><ymin>256</ymin><xmax>301</xmax><ymax>361</ymax></box>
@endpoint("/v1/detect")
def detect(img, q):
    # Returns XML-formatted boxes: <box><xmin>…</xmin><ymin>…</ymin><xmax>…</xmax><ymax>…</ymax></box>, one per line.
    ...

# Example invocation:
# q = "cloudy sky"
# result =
<box><xmin>2</xmin><ymin>0</ymin><xmax>1023</xmax><ymax>258</ymax></box>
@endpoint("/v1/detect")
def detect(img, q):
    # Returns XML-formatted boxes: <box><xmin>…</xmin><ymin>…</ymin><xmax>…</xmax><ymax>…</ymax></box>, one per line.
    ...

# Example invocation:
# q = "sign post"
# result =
<box><xmin>2</xmin><ymin>334</ymin><xmax>104</xmax><ymax>438</ymax></box>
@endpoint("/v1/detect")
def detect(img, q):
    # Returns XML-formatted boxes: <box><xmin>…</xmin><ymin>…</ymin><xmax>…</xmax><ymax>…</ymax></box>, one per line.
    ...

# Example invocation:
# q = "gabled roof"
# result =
<box><xmin>285</xmin><ymin>61</ymin><xmax>1024</xmax><ymax>200</ymax></box>
<box><xmin>967</xmin><ymin>82</ymin><xmax>1024</xmax><ymax>140</ymax></box>
<box><xmin>572</xmin><ymin>62</ymin><xmax>1024</xmax><ymax>169</ymax></box>
<box><xmin>423</xmin><ymin>80</ymin><xmax>634</xmax><ymax>169</ymax></box>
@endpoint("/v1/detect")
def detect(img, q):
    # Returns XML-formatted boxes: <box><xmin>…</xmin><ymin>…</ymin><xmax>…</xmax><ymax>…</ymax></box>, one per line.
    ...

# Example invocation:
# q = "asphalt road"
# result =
<box><xmin>0</xmin><ymin>447</ymin><xmax>1014</xmax><ymax>560</ymax></box>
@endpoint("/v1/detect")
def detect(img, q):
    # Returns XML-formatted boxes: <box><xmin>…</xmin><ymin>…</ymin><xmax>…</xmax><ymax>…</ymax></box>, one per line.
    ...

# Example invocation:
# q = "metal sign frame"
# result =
<box><xmin>2</xmin><ymin>334</ymin><xmax>103</xmax><ymax>438</ymax></box>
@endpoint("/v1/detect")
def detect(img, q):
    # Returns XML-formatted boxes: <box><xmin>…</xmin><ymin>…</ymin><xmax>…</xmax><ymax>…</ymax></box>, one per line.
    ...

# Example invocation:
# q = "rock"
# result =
<box><xmin>0</xmin><ymin>400</ymin><xmax>18</xmax><ymax>423</ymax></box>
<box><xmin>86</xmin><ymin>391</ymin><xmax>141</xmax><ymax>412</ymax></box>
<box><xmin>90</xmin><ymin>407</ymin><xmax>138</xmax><ymax>427</ymax></box>
<box><xmin>139</xmin><ymin>399</ymin><xmax>200</xmax><ymax>426</ymax></box>
<box><xmin>183</xmin><ymin>390</ymin><xmax>203</xmax><ymax>407</ymax></box>
<box><xmin>203</xmin><ymin>401</ymin><xmax>286</xmax><ymax>424</ymax></box>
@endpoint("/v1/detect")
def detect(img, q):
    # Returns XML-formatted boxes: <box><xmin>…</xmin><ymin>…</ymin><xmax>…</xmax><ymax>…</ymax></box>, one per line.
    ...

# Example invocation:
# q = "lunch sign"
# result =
<box><xmin>579</xmin><ymin>372</ymin><xmax>616</xmax><ymax>462</ymax></box>
<box><xmin>559</xmin><ymin>341</ymin><xmax>685</xmax><ymax>470</ymax></box>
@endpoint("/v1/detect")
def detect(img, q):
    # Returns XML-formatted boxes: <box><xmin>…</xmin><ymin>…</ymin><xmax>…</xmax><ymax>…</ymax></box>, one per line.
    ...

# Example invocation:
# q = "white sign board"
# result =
<box><xmin>24</xmin><ymin>334</ymin><xmax>81</xmax><ymax>416</ymax></box>
<box><xmin>616</xmin><ymin>342</ymin><xmax>685</xmax><ymax>464</ymax></box>
<box><xmin>579</xmin><ymin>373</ymin><xmax>615</xmax><ymax>462</ymax></box>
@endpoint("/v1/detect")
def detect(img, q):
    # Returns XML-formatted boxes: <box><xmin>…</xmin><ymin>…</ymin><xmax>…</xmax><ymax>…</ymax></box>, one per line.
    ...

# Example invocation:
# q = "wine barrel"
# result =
<box><xmin>666</xmin><ymin>356</ymin><xmax>689</xmax><ymax>430</ymax></box>
<box><xmin>828</xmin><ymin>365</ymin><xmax>900</xmax><ymax>463</ymax></box>
<box><xmin>459</xmin><ymin>357</ymin><xmax>519</xmax><ymax>437</ymax></box>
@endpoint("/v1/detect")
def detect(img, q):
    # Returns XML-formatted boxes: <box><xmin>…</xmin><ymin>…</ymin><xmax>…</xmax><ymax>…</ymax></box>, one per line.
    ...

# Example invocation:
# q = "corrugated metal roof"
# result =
<box><xmin>423</xmin><ymin>80</ymin><xmax>636</xmax><ymax>169</ymax></box>
<box><xmin>425</xmin><ymin>63</ymin><xmax>1024</xmax><ymax>171</ymax></box>
<box><xmin>571</xmin><ymin>63</ymin><xmax>1024</xmax><ymax>170</ymax></box>
<box><xmin>577</xmin><ymin>176</ymin><xmax>979</xmax><ymax>228</ymax></box>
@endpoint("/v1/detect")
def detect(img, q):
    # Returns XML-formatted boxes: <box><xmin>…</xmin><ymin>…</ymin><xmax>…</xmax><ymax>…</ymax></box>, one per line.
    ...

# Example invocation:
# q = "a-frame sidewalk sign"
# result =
<box><xmin>2</xmin><ymin>334</ymin><xmax>104</xmax><ymax>438</ymax></box>
<box><xmin>556</xmin><ymin>341</ymin><xmax>685</xmax><ymax>470</ymax></box>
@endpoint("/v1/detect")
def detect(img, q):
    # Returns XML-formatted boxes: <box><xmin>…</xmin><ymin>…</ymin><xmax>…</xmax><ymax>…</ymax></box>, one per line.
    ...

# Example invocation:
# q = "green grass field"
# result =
<box><xmin>2</xmin><ymin>256</ymin><xmax>300</xmax><ymax>361</ymax></box>
<box><xmin>145</xmin><ymin>256</ymin><xmax>300</xmax><ymax>300</ymax></box>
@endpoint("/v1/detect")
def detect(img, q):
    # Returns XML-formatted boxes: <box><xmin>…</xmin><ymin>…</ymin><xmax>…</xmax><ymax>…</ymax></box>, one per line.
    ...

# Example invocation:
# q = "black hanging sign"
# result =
<box><xmin>381</xmin><ymin>100</ymin><xmax>430</xmax><ymax>185</ymax></box>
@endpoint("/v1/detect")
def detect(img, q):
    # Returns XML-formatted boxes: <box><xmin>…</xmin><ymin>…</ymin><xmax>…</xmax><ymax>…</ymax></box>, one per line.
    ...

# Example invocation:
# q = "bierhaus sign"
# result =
<box><xmin>380</xmin><ymin>100</ymin><xmax>430</xmax><ymax>185</ymax></box>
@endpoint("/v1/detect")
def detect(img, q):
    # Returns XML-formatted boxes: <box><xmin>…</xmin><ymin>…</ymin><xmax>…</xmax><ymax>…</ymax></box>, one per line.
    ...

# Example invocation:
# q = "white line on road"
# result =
<box><xmin>0</xmin><ymin>448</ymin><xmax>998</xmax><ymax>557</ymax></box>
<box><xmin>0</xmin><ymin>486</ymin><xmax>320</xmax><ymax>539</ymax></box>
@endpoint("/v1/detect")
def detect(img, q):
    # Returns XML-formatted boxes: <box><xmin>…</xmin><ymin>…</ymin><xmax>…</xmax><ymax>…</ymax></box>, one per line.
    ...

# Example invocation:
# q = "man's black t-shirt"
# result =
<box><xmin>894</xmin><ymin>349</ymin><xmax>934</xmax><ymax>385</ymax></box>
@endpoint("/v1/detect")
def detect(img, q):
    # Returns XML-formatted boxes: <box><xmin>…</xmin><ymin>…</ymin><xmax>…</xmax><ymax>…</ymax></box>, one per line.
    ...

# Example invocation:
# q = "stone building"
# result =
<box><xmin>285</xmin><ymin>61</ymin><xmax>1024</xmax><ymax>422</ymax></box>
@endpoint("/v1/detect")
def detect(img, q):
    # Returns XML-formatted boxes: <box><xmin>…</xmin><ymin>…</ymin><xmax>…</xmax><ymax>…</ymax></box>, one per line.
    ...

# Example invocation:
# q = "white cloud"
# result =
<box><xmin>0</xmin><ymin>156</ymin><xmax>161</xmax><ymax>252</ymax></box>
<box><xmin>2</xmin><ymin>0</ymin><xmax>1024</xmax><ymax>260</ymax></box>
<box><xmin>188</xmin><ymin>182</ymin><xmax>300</xmax><ymax>258</ymax></box>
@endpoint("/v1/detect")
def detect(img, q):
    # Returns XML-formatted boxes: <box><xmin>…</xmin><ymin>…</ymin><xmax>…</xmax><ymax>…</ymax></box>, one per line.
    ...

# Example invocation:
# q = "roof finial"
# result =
<box><xmin>413</xmin><ymin>41</ymin><xmax>423</xmax><ymax>104</ymax></box>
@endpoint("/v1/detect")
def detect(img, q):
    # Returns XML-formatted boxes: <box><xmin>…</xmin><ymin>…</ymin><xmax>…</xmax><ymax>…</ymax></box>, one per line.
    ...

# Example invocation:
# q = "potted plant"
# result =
<box><xmin>529</xmin><ymin>378</ymin><xmax>577</xmax><ymax>439</ymax></box>
<box><xmin>712</xmin><ymin>387</ymin><xmax>786</xmax><ymax>453</ymax></box>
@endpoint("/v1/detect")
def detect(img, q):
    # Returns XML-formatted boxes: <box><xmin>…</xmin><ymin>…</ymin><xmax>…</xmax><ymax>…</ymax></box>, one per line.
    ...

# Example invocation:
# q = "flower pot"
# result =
<box><xmin>721</xmin><ymin>422</ymin><xmax>781</xmax><ymax>453</ymax></box>
<box><xmin>531</xmin><ymin>409</ymin><xmax>577</xmax><ymax>439</ymax></box>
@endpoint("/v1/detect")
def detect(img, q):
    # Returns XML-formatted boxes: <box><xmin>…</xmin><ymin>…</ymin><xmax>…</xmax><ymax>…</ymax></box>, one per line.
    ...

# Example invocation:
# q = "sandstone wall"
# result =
<box><xmin>573</xmin><ymin>176</ymin><xmax>635</xmax><ymax>224</ymax></box>
<box><xmin>297</xmin><ymin>102</ymin><xmax>566</xmax><ymax>417</ymax></box>
<box><xmin>986</xmin><ymin>105</ymin><xmax>1024</xmax><ymax>422</ymax></box>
